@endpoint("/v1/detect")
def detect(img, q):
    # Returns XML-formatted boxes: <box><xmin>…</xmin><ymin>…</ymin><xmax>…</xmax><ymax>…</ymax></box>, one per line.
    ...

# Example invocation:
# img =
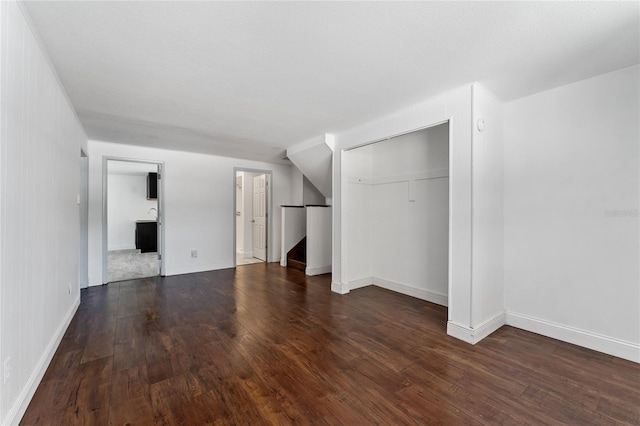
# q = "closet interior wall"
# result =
<box><xmin>345</xmin><ymin>123</ymin><xmax>450</xmax><ymax>305</ymax></box>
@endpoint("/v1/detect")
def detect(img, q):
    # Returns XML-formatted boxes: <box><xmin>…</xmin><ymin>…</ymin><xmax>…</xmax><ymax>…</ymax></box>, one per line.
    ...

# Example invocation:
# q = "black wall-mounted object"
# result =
<box><xmin>147</xmin><ymin>172</ymin><xmax>158</xmax><ymax>200</ymax></box>
<box><xmin>135</xmin><ymin>221</ymin><xmax>157</xmax><ymax>253</ymax></box>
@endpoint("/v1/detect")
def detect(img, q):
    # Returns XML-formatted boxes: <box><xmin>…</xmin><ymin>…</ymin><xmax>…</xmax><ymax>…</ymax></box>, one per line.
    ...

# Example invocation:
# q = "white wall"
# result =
<box><xmin>290</xmin><ymin>166</ymin><xmax>304</xmax><ymax>205</ymax></box>
<box><xmin>503</xmin><ymin>65</ymin><xmax>640</xmax><ymax>362</ymax></box>
<box><xmin>471</xmin><ymin>85</ymin><xmax>504</xmax><ymax>329</ymax></box>
<box><xmin>107</xmin><ymin>172</ymin><xmax>157</xmax><ymax>250</ymax></box>
<box><xmin>306</xmin><ymin>207</ymin><xmax>332</xmax><ymax>275</ymax></box>
<box><xmin>344</xmin><ymin>144</ymin><xmax>373</xmax><ymax>286</ymax></box>
<box><xmin>0</xmin><ymin>2</ymin><xmax>88</xmax><ymax>424</ymax></box>
<box><xmin>303</xmin><ymin>176</ymin><xmax>325</xmax><ymax>205</ymax></box>
<box><xmin>371</xmin><ymin>125</ymin><xmax>449</xmax><ymax>305</ymax></box>
<box><xmin>88</xmin><ymin>141</ymin><xmax>293</xmax><ymax>284</ymax></box>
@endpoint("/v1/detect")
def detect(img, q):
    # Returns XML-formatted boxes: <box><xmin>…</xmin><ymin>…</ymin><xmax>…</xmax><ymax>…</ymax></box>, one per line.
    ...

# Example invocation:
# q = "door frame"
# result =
<box><xmin>233</xmin><ymin>167</ymin><xmax>273</xmax><ymax>266</ymax></box>
<box><xmin>79</xmin><ymin>149</ymin><xmax>89</xmax><ymax>289</ymax></box>
<box><xmin>102</xmin><ymin>156</ymin><xmax>165</xmax><ymax>284</ymax></box>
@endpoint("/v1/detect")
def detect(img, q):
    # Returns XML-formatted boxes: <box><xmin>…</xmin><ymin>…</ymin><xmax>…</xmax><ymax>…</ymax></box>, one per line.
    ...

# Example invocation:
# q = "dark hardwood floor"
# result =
<box><xmin>22</xmin><ymin>264</ymin><xmax>640</xmax><ymax>425</ymax></box>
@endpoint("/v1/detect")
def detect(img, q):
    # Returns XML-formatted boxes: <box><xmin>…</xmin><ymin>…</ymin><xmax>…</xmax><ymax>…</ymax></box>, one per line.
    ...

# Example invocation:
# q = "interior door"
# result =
<box><xmin>252</xmin><ymin>174</ymin><xmax>267</xmax><ymax>261</ymax></box>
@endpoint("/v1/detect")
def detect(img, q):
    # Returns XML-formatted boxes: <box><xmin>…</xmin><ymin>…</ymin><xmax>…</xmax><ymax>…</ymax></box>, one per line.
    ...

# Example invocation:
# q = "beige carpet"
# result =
<box><xmin>108</xmin><ymin>249</ymin><xmax>159</xmax><ymax>282</ymax></box>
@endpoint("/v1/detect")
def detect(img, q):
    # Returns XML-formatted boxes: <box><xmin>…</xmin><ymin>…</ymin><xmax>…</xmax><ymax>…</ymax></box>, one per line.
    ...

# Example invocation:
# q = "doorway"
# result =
<box><xmin>105</xmin><ymin>159</ymin><xmax>163</xmax><ymax>282</ymax></box>
<box><xmin>234</xmin><ymin>169</ymin><xmax>271</xmax><ymax>266</ymax></box>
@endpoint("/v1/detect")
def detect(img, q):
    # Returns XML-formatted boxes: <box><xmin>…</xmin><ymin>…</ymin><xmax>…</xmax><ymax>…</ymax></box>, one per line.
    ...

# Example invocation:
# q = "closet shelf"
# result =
<box><xmin>348</xmin><ymin>169</ymin><xmax>449</xmax><ymax>185</ymax></box>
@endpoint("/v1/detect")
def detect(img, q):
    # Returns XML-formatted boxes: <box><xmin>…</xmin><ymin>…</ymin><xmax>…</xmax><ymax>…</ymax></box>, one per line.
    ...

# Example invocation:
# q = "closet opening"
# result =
<box><xmin>343</xmin><ymin>121</ymin><xmax>450</xmax><ymax>307</ymax></box>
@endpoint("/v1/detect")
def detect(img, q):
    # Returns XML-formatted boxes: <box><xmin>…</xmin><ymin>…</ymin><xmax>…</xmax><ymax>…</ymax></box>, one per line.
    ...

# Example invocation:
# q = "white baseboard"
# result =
<box><xmin>331</xmin><ymin>281</ymin><xmax>349</xmax><ymax>294</ymax></box>
<box><xmin>474</xmin><ymin>312</ymin><xmax>507</xmax><ymax>342</ymax></box>
<box><xmin>4</xmin><ymin>295</ymin><xmax>80</xmax><ymax>426</ymax></box>
<box><xmin>506</xmin><ymin>311</ymin><xmax>640</xmax><ymax>363</ymax></box>
<box><xmin>447</xmin><ymin>321</ymin><xmax>476</xmax><ymax>344</ymax></box>
<box><xmin>372</xmin><ymin>277</ymin><xmax>448</xmax><ymax>307</ymax></box>
<box><xmin>447</xmin><ymin>312</ymin><xmax>506</xmax><ymax>345</ymax></box>
<box><xmin>280</xmin><ymin>259</ymin><xmax>287</xmax><ymax>267</ymax></box>
<box><xmin>348</xmin><ymin>276</ymin><xmax>373</xmax><ymax>291</ymax></box>
<box><xmin>306</xmin><ymin>265</ymin><xmax>331</xmax><ymax>276</ymax></box>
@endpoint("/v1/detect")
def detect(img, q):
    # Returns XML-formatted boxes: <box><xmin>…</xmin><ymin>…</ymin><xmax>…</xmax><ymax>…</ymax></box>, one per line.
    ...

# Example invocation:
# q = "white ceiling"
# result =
<box><xmin>22</xmin><ymin>1</ymin><xmax>639</xmax><ymax>163</ymax></box>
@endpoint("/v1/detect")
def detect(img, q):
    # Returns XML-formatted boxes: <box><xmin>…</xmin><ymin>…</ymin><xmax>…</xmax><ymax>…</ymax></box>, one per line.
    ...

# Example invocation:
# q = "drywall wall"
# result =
<box><xmin>290</xmin><ymin>166</ymin><xmax>304</xmax><ymax>205</ymax></box>
<box><xmin>471</xmin><ymin>84</ymin><xmax>504</xmax><ymax>329</ymax></box>
<box><xmin>87</xmin><ymin>141</ymin><xmax>293</xmax><ymax>285</ymax></box>
<box><xmin>306</xmin><ymin>207</ymin><xmax>332</xmax><ymax>275</ymax></box>
<box><xmin>344</xmin><ymin>144</ymin><xmax>373</xmax><ymax>286</ymax></box>
<box><xmin>0</xmin><ymin>2</ymin><xmax>88</xmax><ymax>424</ymax></box>
<box><xmin>303</xmin><ymin>176</ymin><xmax>325</xmax><ymax>205</ymax></box>
<box><xmin>107</xmin><ymin>172</ymin><xmax>157</xmax><ymax>250</ymax></box>
<box><xmin>503</xmin><ymin>65</ymin><xmax>640</xmax><ymax>362</ymax></box>
<box><xmin>371</xmin><ymin>125</ymin><xmax>449</xmax><ymax>305</ymax></box>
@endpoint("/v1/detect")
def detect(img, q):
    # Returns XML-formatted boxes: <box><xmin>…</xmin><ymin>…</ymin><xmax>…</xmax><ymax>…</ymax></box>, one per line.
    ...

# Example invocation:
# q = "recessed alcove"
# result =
<box><xmin>343</xmin><ymin>122</ymin><xmax>450</xmax><ymax>305</ymax></box>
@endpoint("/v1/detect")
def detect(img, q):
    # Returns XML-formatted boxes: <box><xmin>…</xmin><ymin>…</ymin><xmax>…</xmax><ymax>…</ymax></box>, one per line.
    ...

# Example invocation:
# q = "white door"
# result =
<box><xmin>252</xmin><ymin>174</ymin><xmax>267</xmax><ymax>261</ymax></box>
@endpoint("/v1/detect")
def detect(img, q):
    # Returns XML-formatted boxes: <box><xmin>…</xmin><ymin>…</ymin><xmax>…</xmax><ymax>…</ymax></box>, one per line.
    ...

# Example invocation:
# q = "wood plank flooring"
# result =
<box><xmin>22</xmin><ymin>264</ymin><xmax>640</xmax><ymax>425</ymax></box>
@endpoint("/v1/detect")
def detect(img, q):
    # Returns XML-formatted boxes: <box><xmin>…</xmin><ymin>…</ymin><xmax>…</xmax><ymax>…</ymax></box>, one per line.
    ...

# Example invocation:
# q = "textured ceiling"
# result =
<box><xmin>22</xmin><ymin>1</ymin><xmax>640</xmax><ymax>163</ymax></box>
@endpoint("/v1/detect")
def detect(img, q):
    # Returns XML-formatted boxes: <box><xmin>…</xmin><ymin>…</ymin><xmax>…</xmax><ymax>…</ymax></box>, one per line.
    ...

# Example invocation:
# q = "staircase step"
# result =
<box><xmin>288</xmin><ymin>258</ymin><xmax>306</xmax><ymax>272</ymax></box>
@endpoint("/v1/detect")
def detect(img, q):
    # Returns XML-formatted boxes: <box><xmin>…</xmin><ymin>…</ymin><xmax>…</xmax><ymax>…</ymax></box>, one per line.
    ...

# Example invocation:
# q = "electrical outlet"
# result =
<box><xmin>3</xmin><ymin>357</ymin><xmax>11</xmax><ymax>384</ymax></box>
<box><xmin>191</xmin><ymin>249</ymin><xmax>197</xmax><ymax>258</ymax></box>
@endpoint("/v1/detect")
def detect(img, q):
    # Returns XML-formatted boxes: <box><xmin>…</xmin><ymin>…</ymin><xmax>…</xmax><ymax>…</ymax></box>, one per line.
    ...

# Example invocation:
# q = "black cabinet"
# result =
<box><xmin>135</xmin><ymin>221</ymin><xmax>157</xmax><ymax>253</ymax></box>
<box><xmin>147</xmin><ymin>172</ymin><xmax>158</xmax><ymax>200</ymax></box>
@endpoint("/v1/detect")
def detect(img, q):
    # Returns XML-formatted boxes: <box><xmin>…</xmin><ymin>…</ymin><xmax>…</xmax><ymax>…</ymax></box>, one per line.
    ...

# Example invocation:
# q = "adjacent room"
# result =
<box><xmin>106</xmin><ymin>160</ymin><xmax>161</xmax><ymax>282</ymax></box>
<box><xmin>1</xmin><ymin>1</ymin><xmax>638</xmax><ymax>425</ymax></box>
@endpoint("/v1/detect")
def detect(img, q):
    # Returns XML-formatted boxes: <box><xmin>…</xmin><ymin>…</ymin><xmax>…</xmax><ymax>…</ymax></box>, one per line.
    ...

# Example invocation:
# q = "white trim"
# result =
<box><xmin>506</xmin><ymin>312</ymin><xmax>640</xmax><ymax>363</ymax></box>
<box><xmin>331</xmin><ymin>281</ymin><xmax>349</xmax><ymax>294</ymax></box>
<box><xmin>372</xmin><ymin>277</ymin><xmax>448</xmax><ymax>307</ymax></box>
<box><xmin>446</xmin><ymin>312</ymin><xmax>506</xmax><ymax>345</ymax></box>
<box><xmin>348</xmin><ymin>276</ymin><xmax>373</xmax><ymax>290</ymax></box>
<box><xmin>4</xmin><ymin>295</ymin><xmax>80</xmax><ymax>426</ymax></box>
<box><xmin>472</xmin><ymin>312</ymin><xmax>506</xmax><ymax>342</ymax></box>
<box><xmin>306</xmin><ymin>265</ymin><xmax>332</xmax><ymax>276</ymax></box>
<box><xmin>447</xmin><ymin>321</ymin><xmax>475</xmax><ymax>344</ymax></box>
<box><xmin>280</xmin><ymin>259</ymin><xmax>287</xmax><ymax>267</ymax></box>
